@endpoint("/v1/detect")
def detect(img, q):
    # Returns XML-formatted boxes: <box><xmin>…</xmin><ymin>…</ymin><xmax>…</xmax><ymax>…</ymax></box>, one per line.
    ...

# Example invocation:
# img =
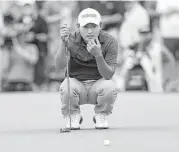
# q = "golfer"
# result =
<box><xmin>56</xmin><ymin>8</ymin><xmax>118</xmax><ymax>130</ymax></box>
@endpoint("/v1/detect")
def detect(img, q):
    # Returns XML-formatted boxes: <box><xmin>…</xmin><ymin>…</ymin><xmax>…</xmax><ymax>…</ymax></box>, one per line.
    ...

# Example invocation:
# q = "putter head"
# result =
<box><xmin>60</xmin><ymin>128</ymin><xmax>71</xmax><ymax>133</ymax></box>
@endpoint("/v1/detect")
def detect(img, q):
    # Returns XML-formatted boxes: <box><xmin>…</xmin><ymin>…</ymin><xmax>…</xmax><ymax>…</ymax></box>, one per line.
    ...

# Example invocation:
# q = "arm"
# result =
<box><xmin>150</xmin><ymin>46</ymin><xmax>163</xmax><ymax>85</ymax></box>
<box><xmin>55</xmin><ymin>42</ymin><xmax>68</xmax><ymax>70</ymax></box>
<box><xmin>161</xmin><ymin>45</ymin><xmax>176</xmax><ymax>69</ymax></box>
<box><xmin>119</xmin><ymin>50</ymin><xmax>136</xmax><ymax>77</ymax></box>
<box><xmin>13</xmin><ymin>39</ymin><xmax>39</xmax><ymax>64</ymax></box>
<box><xmin>55</xmin><ymin>24</ymin><xmax>72</xmax><ymax>70</ymax></box>
<box><xmin>161</xmin><ymin>44</ymin><xmax>177</xmax><ymax>80</ymax></box>
<box><xmin>95</xmin><ymin>56</ymin><xmax>114</xmax><ymax>80</ymax></box>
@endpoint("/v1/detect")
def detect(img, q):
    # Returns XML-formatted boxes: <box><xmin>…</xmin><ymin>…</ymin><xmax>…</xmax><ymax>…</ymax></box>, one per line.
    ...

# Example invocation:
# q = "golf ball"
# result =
<box><xmin>104</xmin><ymin>140</ymin><xmax>110</xmax><ymax>146</ymax></box>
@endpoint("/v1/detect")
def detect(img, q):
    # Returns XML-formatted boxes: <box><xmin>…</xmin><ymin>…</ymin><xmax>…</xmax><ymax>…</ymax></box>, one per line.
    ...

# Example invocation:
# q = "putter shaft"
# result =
<box><xmin>66</xmin><ymin>46</ymin><xmax>72</xmax><ymax>129</ymax></box>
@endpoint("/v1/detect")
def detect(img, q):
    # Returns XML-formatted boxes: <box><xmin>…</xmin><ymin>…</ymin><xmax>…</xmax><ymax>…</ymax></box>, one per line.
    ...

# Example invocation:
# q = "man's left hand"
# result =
<box><xmin>87</xmin><ymin>38</ymin><xmax>102</xmax><ymax>58</ymax></box>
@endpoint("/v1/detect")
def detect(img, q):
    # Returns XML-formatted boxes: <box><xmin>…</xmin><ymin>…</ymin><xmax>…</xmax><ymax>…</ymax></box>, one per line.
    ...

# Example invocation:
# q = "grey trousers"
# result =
<box><xmin>59</xmin><ymin>78</ymin><xmax>118</xmax><ymax>117</ymax></box>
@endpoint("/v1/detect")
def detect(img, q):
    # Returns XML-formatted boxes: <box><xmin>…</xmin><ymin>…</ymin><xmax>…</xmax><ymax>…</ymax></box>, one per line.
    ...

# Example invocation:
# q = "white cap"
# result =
<box><xmin>78</xmin><ymin>8</ymin><xmax>101</xmax><ymax>27</ymax></box>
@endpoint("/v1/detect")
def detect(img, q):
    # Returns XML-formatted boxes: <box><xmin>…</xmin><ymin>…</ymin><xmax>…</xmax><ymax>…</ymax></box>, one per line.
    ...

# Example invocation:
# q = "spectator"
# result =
<box><xmin>1</xmin><ymin>22</ymin><xmax>38</xmax><ymax>92</ymax></box>
<box><xmin>21</xmin><ymin>3</ymin><xmax>49</xmax><ymax>90</ymax></box>
<box><xmin>157</xmin><ymin>1</ymin><xmax>179</xmax><ymax>60</ymax></box>
<box><xmin>115</xmin><ymin>27</ymin><xmax>165</xmax><ymax>92</ymax></box>
<box><xmin>119</xmin><ymin>1</ymin><xmax>150</xmax><ymax>49</ymax></box>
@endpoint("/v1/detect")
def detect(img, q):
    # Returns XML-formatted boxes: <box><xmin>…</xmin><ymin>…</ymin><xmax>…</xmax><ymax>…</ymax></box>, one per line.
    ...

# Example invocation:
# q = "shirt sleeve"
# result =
<box><xmin>104</xmin><ymin>38</ymin><xmax>118</xmax><ymax>70</ymax></box>
<box><xmin>40</xmin><ymin>18</ymin><xmax>48</xmax><ymax>34</ymax></box>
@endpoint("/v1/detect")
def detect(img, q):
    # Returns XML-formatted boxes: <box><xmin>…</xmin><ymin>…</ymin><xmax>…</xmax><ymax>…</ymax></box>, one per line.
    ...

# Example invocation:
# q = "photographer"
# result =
<box><xmin>1</xmin><ymin>15</ymin><xmax>38</xmax><ymax>91</ymax></box>
<box><xmin>117</xmin><ymin>26</ymin><xmax>165</xmax><ymax>92</ymax></box>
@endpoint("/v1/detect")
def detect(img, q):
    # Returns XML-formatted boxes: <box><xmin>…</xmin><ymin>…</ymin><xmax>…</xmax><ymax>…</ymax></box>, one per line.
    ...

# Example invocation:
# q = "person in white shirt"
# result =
<box><xmin>114</xmin><ymin>26</ymin><xmax>176</xmax><ymax>92</ymax></box>
<box><xmin>1</xmin><ymin>15</ymin><xmax>39</xmax><ymax>92</ymax></box>
<box><xmin>119</xmin><ymin>1</ymin><xmax>150</xmax><ymax>49</ymax></box>
<box><xmin>157</xmin><ymin>1</ymin><xmax>179</xmax><ymax>59</ymax></box>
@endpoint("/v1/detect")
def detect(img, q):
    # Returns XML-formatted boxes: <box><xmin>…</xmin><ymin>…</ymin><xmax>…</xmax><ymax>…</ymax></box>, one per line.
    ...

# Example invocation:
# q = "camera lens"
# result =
<box><xmin>4</xmin><ymin>37</ymin><xmax>13</xmax><ymax>46</ymax></box>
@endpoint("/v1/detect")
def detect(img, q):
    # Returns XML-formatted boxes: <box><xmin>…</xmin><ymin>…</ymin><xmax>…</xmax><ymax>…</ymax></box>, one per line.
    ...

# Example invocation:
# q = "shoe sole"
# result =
<box><xmin>71</xmin><ymin>127</ymin><xmax>80</xmax><ymax>130</ymax></box>
<box><xmin>95</xmin><ymin>127</ymin><xmax>109</xmax><ymax>130</ymax></box>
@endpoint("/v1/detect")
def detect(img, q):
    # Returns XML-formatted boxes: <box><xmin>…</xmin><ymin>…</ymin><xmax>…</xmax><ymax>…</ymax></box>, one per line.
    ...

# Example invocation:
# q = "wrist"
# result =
<box><xmin>94</xmin><ymin>48</ymin><xmax>103</xmax><ymax>58</ymax></box>
<box><xmin>95</xmin><ymin>53</ymin><xmax>103</xmax><ymax>58</ymax></box>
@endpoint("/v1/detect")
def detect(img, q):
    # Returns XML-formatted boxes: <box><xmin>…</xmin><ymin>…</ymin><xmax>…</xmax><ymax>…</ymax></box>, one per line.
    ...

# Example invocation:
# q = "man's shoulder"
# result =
<box><xmin>100</xmin><ymin>30</ymin><xmax>118</xmax><ymax>44</ymax></box>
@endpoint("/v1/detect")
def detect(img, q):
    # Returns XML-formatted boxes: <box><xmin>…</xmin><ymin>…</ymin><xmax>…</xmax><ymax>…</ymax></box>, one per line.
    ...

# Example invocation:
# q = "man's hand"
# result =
<box><xmin>87</xmin><ymin>38</ymin><xmax>102</xmax><ymax>58</ymax></box>
<box><xmin>123</xmin><ymin>56</ymin><xmax>135</xmax><ymax>70</ymax></box>
<box><xmin>36</xmin><ymin>33</ymin><xmax>48</xmax><ymax>42</ymax></box>
<box><xmin>60</xmin><ymin>24</ymin><xmax>70</xmax><ymax>43</ymax></box>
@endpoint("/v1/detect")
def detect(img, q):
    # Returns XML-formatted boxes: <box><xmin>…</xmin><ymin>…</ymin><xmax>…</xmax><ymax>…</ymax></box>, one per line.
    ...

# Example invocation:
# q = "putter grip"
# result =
<box><xmin>61</xmin><ymin>25</ymin><xmax>71</xmax><ymax>47</ymax></box>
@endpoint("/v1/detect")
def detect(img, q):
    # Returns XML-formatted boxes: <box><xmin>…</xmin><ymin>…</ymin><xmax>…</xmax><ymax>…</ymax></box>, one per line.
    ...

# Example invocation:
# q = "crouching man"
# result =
<box><xmin>56</xmin><ymin>8</ymin><xmax>118</xmax><ymax>130</ymax></box>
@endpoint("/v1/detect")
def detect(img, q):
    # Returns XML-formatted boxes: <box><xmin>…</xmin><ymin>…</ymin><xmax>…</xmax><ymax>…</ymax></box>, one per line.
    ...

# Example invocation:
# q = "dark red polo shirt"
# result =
<box><xmin>67</xmin><ymin>30</ymin><xmax>118</xmax><ymax>81</ymax></box>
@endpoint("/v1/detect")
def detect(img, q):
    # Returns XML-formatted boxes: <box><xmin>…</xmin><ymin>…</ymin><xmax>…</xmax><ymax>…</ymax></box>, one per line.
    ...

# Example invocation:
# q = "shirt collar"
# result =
<box><xmin>75</xmin><ymin>31</ymin><xmax>105</xmax><ymax>43</ymax></box>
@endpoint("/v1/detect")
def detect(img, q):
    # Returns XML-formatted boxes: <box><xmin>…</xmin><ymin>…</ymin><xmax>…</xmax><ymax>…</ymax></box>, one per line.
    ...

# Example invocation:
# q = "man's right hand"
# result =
<box><xmin>60</xmin><ymin>24</ymin><xmax>70</xmax><ymax>43</ymax></box>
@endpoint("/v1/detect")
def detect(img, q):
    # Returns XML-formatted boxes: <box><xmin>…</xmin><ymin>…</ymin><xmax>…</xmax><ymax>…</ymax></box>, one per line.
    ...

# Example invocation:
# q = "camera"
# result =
<box><xmin>3</xmin><ymin>13</ymin><xmax>14</xmax><ymax>26</ymax></box>
<box><xmin>3</xmin><ymin>36</ymin><xmax>13</xmax><ymax>47</ymax></box>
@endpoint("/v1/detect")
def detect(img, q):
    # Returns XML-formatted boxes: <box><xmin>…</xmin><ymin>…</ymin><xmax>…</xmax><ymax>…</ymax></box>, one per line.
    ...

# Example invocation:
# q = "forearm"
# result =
<box><xmin>120</xmin><ymin>65</ymin><xmax>130</xmax><ymax>78</ymax></box>
<box><xmin>141</xmin><ymin>60</ymin><xmax>155</xmax><ymax>80</ymax></box>
<box><xmin>55</xmin><ymin>43</ymin><xmax>68</xmax><ymax>70</ymax></box>
<box><xmin>15</xmin><ymin>46</ymin><xmax>38</xmax><ymax>64</ymax></box>
<box><xmin>95</xmin><ymin>56</ymin><xmax>115</xmax><ymax>80</ymax></box>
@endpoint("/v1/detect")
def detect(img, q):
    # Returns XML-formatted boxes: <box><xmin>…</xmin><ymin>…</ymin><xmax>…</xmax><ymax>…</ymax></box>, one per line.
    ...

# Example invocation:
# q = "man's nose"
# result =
<box><xmin>87</xmin><ymin>28</ymin><xmax>93</xmax><ymax>33</ymax></box>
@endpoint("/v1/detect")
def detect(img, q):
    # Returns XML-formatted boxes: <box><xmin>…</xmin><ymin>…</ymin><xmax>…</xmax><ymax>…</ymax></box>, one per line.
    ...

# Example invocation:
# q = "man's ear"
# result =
<box><xmin>99</xmin><ymin>22</ymin><xmax>102</xmax><ymax>28</ymax></box>
<box><xmin>76</xmin><ymin>23</ymin><xmax>80</xmax><ymax>32</ymax></box>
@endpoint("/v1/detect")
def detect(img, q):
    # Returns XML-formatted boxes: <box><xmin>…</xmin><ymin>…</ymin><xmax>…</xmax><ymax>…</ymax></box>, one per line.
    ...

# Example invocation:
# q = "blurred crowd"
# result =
<box><xmin>0</xmin><ymin>0</ymin><xmax>179</xmax><ymax>93</ymax></box>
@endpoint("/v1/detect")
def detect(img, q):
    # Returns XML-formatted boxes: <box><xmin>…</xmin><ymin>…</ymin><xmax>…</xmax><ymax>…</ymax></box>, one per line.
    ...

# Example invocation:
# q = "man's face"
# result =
<box><xmin>22</xmin><ymin>4</ymin><xmax>37</xmax><ymax>20</ymax></box>
<box><xmin>79</xmin><ymin>23</ymin><xmax>101</xmax><ymax>43</ymax></box>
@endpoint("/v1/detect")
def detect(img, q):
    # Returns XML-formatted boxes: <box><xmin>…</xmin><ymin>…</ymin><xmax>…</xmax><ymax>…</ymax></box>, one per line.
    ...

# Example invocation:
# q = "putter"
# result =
<box><xmin>60</xmin><ymin>44</ymin><xmax>72</xmax><ymax>133</ymax></box>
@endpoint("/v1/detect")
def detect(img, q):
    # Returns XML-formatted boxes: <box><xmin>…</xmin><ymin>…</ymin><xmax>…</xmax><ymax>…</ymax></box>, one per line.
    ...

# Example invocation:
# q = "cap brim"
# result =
<box><xmin>80</xmin><ymin>19</ymin><xmax>100</xmax><ymax>27</ymax></box>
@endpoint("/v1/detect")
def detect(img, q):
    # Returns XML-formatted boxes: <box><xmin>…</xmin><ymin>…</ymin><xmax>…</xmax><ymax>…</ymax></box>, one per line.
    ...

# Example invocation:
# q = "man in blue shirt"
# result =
<box><xmin>56</xmin><ymin>8</ymin><xmax>118</xmax><ymax>130</ymax></box>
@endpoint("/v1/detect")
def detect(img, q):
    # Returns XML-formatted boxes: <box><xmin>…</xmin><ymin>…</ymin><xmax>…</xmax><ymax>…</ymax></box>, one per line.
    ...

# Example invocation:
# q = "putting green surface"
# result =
<box><xmin>0</xmin><ymin>93</ymin><xmax>179</xmax><ymax>152</ymax></box>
